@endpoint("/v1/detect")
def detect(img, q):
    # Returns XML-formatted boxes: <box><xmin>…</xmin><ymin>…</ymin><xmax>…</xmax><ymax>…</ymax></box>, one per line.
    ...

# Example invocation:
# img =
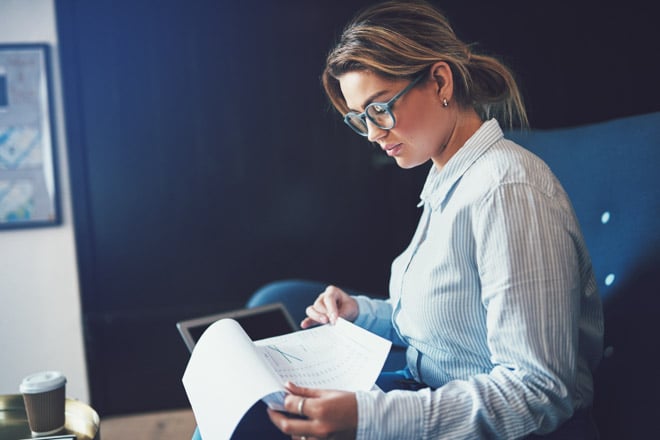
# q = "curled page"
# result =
<box><xmin>182</xmin><ymin>319</ymin><xmax>283</xmax><ymax>440</ymax></box>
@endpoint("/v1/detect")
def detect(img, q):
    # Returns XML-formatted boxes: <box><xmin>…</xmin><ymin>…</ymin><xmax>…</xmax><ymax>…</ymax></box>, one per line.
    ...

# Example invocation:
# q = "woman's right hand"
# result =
<box><xmin>300</xmin><ymin>285</ymin><xmax>359</xmax><ymax>329</ymax></box>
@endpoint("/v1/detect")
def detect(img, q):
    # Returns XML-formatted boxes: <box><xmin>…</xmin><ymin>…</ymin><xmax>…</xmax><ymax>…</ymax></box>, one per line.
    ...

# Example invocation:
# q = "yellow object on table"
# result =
<box><xmin>0</xmin><ymin>394</ymin><xmax>99</xmax><ymax>439</ymax></box>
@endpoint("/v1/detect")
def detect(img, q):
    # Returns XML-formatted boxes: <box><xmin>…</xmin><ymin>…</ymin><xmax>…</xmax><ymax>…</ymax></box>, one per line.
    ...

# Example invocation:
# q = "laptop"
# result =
<box><xmin>176</xmin><ymin>302</ymin><xmax>299</xmax><ymax>353</ymax></box>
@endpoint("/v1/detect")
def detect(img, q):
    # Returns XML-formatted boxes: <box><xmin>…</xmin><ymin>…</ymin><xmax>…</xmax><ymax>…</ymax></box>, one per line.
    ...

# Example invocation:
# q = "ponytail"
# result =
<box><xmin>463</xmin><ymin>53</ymin><xmax>528</xmax><ymax>128</ymax></box>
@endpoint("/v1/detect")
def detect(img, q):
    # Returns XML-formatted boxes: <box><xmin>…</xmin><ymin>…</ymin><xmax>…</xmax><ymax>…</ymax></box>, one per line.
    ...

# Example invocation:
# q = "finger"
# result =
<box><xmin>304</xmin><ymin>304</ymin><xmax>329</xmax><ymax>325</ymax></box>
<box><xmin>285</xmin><ymin>381</ymin><xmax>324</xmax><ymax>398</ymax></box>
<box><xmin>321</xmin><ymin>285</ymin><xmax>342</xmax><ymax>324</ymax></box>
<box><xmin>283</xmin><ymin>394</ymin><xmax>309</xmax><ymax>417</ymax></box>
<box><xmin>266</xmin><ymin>408</ymin><xmax>312</xmax><ymax>437</ymax></box>
<box><xmin>300</xmin><ymin>316</ymin><xmax>322</xmax><ymax>329</ymax></box>
<box><xmin>322</xmin><ymin>294</ymin><xmax>339</xmax><ymax>324</ymax></box>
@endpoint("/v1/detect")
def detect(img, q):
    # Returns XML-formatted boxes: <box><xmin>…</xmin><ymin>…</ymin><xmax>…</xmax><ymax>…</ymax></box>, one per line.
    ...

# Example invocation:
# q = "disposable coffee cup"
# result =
<box><xmin>19</xmin><ymin>371</ymin><xmax>67</xmax><ymax>436</ymax></box>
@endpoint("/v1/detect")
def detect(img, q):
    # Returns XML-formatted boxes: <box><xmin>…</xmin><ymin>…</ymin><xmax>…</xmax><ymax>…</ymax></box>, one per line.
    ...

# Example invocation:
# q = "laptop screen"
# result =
<box><xmin>177</xmin><ymin>303</ymin><xmax>298</xmax><ymax>352</ymax></box>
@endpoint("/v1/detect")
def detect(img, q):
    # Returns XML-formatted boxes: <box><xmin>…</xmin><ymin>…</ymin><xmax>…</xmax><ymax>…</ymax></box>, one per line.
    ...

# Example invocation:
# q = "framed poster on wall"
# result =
<box><xmin>0</xmin><ymin>43</ymin><xmax>60</xmax><ymax>229</ymax></box>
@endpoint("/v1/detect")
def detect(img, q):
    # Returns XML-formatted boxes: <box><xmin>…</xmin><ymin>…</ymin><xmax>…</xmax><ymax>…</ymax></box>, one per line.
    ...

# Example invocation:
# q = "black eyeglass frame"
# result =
<box><xmin>343</xmin><ymin>73</ymin><xmax>425</xmax><ymax>137</ymax></box>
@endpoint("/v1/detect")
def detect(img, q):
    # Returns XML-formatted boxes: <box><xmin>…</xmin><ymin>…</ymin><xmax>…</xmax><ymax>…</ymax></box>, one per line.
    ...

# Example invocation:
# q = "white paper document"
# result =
<box><xmin>182</xmin><ymin>317</ymin><xmax>391</xmax><ymax>440</ymax></box>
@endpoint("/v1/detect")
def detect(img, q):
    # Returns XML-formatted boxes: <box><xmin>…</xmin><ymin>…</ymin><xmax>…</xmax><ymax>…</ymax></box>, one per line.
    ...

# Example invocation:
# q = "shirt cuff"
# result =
<box><xmin>355</xmin><ymin>388</ymin><xmax>425</xmax><ymax>440</ymax></box>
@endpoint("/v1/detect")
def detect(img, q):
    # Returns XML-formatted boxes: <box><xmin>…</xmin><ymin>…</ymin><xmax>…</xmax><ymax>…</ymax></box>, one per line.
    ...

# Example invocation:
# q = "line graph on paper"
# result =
<box><xmin>266</xmin><ymin>344</ymin><xmax>304</xmax><ymax>364</ymax></box>
<box><xmin>253</xmin><ymin>318</ymin><xmax>391</xmax><ymax>391</ymax></box>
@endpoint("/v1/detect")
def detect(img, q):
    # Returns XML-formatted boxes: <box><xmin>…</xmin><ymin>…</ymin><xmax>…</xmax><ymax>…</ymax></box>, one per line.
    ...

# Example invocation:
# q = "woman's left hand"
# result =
<box><xmin>267</xmin><ymin>382</ymin><xmax>358</xmax><ymax>440</ymax></box>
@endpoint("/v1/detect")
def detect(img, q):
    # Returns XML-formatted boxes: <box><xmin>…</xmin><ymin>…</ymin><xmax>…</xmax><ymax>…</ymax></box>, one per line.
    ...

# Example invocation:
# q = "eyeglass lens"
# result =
<box><xmin>346</xmin><ymin>104</ymin><xmax>394</xmax><ymax>135</ymax></box>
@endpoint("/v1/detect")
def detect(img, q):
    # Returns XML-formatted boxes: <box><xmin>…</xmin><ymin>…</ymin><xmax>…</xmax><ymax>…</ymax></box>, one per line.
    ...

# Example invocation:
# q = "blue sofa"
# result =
<box><xmin>247</xmin><ymin>112</ymin><xmax>660</xmax><ymax>439</ymax></box>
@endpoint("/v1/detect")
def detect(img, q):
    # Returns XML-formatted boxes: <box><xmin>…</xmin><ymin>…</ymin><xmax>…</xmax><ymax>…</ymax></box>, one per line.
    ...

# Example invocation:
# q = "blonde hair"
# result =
<box><xmin>322</xmin><ymin>0</ymin><xmax>528</xmax><ymax>128</ymax></box>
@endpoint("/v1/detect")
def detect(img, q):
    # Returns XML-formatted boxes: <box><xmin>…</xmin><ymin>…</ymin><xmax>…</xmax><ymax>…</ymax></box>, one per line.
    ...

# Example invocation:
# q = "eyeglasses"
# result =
<box><xmin>343</xmin><ymin>73</ymin><xmax>425</xmax><ymax>137</ymax></box>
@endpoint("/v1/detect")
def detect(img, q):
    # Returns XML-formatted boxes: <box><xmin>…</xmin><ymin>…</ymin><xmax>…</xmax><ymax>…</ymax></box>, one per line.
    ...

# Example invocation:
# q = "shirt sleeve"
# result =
<box><xmin>353</xmin><ymin>295</ymin><xmax>406</xmax><ymax>347</ymax></box>
<box><xmin>355</xmin><ymin>181</ymin><xmax>590</xmax><ymax>439</ymax></box>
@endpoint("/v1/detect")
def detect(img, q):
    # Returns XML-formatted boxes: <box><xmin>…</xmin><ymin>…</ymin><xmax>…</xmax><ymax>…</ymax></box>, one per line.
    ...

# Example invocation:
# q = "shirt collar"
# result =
<box><xmin>418</xmin><ymin>119</ymin><xmax>504</xmax><ymax>210</ymax></box>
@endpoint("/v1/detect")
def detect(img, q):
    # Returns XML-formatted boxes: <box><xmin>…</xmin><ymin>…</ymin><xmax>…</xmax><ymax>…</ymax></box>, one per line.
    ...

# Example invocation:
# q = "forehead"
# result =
<box><xmin>338</xmin><ymin>71</ymin><xmax>401</xmax><ymax>112</ymax></box>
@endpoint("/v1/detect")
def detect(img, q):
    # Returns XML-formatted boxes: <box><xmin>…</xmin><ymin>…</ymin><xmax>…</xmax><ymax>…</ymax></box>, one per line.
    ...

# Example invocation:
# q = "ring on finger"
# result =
<box><xmin>297</xmin><ymin>397</ymin><xmax>306</xmax><ymax>416</ymax></box>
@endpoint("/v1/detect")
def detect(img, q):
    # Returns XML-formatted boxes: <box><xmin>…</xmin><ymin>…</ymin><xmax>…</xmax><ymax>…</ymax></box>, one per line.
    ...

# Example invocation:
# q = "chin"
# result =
<box><xmin>394</xmin><ymin>157</ymin><xmax>428</xmax><ymax>170</ymax></box>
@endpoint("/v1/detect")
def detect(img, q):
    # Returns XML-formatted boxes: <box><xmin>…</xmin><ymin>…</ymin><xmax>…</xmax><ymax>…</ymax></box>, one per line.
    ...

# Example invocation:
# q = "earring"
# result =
<box><xmin>442</xmin><ymin>98</ymin><xmax>449</xmax><ymax>107</ymax></box>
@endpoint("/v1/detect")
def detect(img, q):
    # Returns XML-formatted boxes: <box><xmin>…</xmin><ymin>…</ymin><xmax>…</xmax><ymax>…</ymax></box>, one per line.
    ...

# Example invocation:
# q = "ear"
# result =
<box><xmin>429</xmin><ymin>61</ymin><xmax>453</xmax><ymax>102</ymax></box>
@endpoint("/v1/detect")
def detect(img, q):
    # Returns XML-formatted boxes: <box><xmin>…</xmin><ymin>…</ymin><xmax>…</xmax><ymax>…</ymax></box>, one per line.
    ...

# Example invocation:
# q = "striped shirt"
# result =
<box><xmin>353</xmin><ymin>119</ymin><xmax>604</xmax><ymax>439</ymax></box>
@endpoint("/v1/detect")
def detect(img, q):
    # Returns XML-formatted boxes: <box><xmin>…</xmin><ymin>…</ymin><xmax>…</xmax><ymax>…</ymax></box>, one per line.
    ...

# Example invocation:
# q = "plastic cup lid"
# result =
<box><xmin>19</xmin><ymin>371</ymin><xmax>67</xmax><ymax>394</ymax></box>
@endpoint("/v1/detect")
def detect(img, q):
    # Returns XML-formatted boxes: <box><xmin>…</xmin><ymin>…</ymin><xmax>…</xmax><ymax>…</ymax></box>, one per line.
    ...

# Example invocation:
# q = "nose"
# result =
<box><xmin>366</xmin><ymin>120</ymin><xmax>387</xmax><ymax>142</ymax></box>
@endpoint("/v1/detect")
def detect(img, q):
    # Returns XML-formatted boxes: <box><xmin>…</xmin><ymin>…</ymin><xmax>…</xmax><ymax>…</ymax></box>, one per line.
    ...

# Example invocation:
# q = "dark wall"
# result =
<box><xmin>55</xmin><ymin>0</ymin><xmax>659</xmax><ymax>416</ymax></box>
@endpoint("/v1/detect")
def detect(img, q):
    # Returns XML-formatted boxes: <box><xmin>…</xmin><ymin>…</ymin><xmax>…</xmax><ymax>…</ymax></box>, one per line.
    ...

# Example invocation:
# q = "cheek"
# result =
<box><xmin>399</xmin><ymin>103</ymin><xmax>445</xmax><ymax>151</ymax></box>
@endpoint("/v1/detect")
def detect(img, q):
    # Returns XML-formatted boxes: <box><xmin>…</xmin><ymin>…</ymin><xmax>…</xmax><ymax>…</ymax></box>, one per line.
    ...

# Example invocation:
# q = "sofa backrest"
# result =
<box><xmin>508</xmin><ymin>112</ymin><xmax>660</xmax><ymax>303</ymax></box>
<box><xmin>508</xmin><ymin>112</ymin><xmax>660</xmax><ymax>438</ymax></box>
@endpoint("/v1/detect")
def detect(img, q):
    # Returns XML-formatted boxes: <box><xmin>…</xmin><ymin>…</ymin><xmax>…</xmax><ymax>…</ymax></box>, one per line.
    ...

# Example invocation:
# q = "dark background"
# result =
<box><xmin>55</xmin><ymin>0</ymin><xmax>659</xmax><ymax>416</ymax></box>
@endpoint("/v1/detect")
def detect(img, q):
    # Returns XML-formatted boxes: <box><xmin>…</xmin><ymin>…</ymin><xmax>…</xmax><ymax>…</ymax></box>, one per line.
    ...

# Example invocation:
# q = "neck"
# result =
<box><xmin>431</xmin><ymin>109</ymin><xmax>483</xmax><ymax>170</ymax></box>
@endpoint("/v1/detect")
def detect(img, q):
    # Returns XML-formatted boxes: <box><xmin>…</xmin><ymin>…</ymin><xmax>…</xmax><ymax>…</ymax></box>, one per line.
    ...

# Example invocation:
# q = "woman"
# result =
<box><xmin>266</xmin><ymin>1</ymin><xmax>604</xmax><ymax>439</ymax></box>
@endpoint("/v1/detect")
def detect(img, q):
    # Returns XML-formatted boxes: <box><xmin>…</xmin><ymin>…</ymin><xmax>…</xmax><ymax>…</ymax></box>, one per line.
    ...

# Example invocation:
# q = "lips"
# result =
<box><xmin>383</xmin><ymin>143</ymin><xmax>403</xmax><ymax>157</ymax></box>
